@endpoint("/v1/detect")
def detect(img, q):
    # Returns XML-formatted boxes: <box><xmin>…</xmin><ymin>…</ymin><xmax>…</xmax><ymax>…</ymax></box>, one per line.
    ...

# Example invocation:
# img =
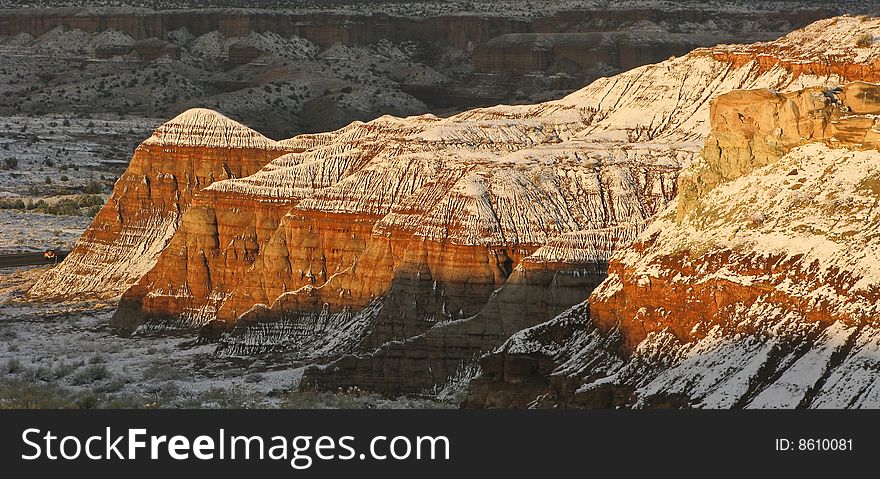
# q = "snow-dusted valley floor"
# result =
<box><xmin>0</xmin><ymin>267</ymin><xmax>451</xmax><ymax>408</ymax></box>
<box><xmin>0</xmin><ymin>114</ymin><xmax>160</xmax><ymax>253</ymax></box>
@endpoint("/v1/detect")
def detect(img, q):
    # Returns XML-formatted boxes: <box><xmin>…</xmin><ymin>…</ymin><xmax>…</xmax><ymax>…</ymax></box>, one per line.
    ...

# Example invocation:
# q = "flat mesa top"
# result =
<box><xmin>142</xmin><ymin>108</ymin><xmax>282</xmax><ymax>150</ymax></box>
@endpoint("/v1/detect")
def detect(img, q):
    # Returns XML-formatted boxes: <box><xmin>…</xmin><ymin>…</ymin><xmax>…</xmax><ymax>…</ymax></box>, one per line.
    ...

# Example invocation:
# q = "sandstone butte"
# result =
<box><xmin>29</xmin><ymin>108</ymin><xmax>296</xmax><ymax>299</ymax></box>
<box><xmin>466</xmin><ymin>80</ymin><xmax>880</xmax><ymax>409</ymax></box>
<box><xmin>29</xmin><ymin>16</ymin><xmax>880</xmax><ymax>398</ymax></box>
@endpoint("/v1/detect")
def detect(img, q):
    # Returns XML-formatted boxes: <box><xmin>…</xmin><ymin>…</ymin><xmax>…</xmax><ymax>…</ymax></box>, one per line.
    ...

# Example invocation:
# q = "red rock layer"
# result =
<box><xmin>592</xmin><ymin>81</ymin><xmax>880</xmax><ymax>352</ymax></box>
<box><xmin>29</xmin><ymin>109</ymin><xmax>293</xmax><ymax>301</ymax></box>
<box><xmin>708</xmin><ymin>51</ymin><xmax>880</xmax><ymax>83</ymax></box>
<box><xmin>699</xmin><ymin>16</ymin><xmax>880</xmax><ymax>83</ymax></box>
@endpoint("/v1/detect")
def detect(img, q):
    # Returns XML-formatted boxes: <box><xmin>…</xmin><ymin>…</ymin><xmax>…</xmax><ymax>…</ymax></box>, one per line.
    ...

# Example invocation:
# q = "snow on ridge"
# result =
<box><xmin>142</xmin><ymin>108</ymin><xmax>283</xmax><ymax>150</ymax></box>
<box><xmin>28</xmin><ymin>212</ymin><xmax>179</xmax><ymax>300</ymax></box>
<box><xmin>620</xmin><ymin>143</ymin><xmax>880</xmax><ymax>318</ymax></box>
<box><xmin>526</xmin><ymin>224</ymin><xmax>645</xmax><ymax>264</ymax></box>
<box><xmin>199</xmin><ymin>21</ymin><xmax>862</xmax><ymax>253</ymax></box>
<box><xmin>703</xmin><ymin>15</ymin><xmax>880</xmax><ymax>65</ymax></box>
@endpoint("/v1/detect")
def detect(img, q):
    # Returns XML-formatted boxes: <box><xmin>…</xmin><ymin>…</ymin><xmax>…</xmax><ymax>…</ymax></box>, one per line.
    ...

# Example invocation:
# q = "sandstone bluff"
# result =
<box><xmin>29</xmin><ymin>16</ymin><xmax>880</xmax><ymax>402</ymax></box>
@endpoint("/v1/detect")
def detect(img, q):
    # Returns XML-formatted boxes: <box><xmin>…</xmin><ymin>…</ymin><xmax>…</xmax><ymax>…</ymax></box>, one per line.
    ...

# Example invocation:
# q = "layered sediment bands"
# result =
<box><xmin>0</xmin><ymin>5</ymin><xmax>842</xmax><ymax>109</ymax></box>
<box><xmin>45</xmin><ymin>15</ymin><xmax>880</xmax><ymax>397</ymax></box>
<box><xmin>112</xmin><ymin>189</ymin><xmax>297</xmax><ymax>332</ymax></box>
<box><xmin>0</xmin><ymin>9</ymin><xmax>528</xmax><ymax>49</ymax></box>
<box><xmin>705</xmin><ymin>17</ymin><xmax>880</xmax><ymax>83</ymax></box>
<box><xmin>594</xmin><ymin>80</ymin><xmax>880</xmax><ymax>351</ymax></box>
<box><xmin>29</xmin><ymin>109</ymin><xmax>290</xmax><ymax>300</ymax></box>
<box><xmin>115</xmin><ymin>75</ymin><xmax>702</xmax><ymax>338</ymax></box>
<box><xmin>462</xmin><ymin>303</ymin><xmax>626</xmax><ymax>409</ymax></box>
<box><xmin>467</xmin><ymin>80</ymin><xmax>880</xmax><ymax>408</ymax></box>
<box><xmin>213</xmin><ymin>243</ymin><xmax>538</xmax><ymax>360</ymax></box>
<box><xmin>0</xmin><ymin>7</ymin><xmax>834</xmax><ymax>50</ymax></box>
<box><xmin>299</xmin><ymin>225</ymin><xmax>635</xmax><ymax>395</ymax></box>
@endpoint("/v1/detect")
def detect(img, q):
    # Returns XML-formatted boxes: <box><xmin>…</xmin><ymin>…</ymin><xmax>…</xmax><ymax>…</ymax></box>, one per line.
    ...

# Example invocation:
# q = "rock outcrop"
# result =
<box><xmin>299</xmin><ymin>16</ymin><xmax>880</xmax><ymax>396</ymax></box>
<box><xmin>29</xmin><ymin>109</ymin><xmax>292</xmax><ymax>300</ymax></box>
<box><xmin>33</xmin><ymin>15</ymin><xmax>880</xmax><ymax>399</ymax></box>
<box><xmin>466</xmin><ymin>79</ymin><xmax>880</xmax><ymax>408</ymax></box>
<box><xmin>111</xmin><ymin>106</ymin><xmax>683</xmax><ymax>338</ymax></box>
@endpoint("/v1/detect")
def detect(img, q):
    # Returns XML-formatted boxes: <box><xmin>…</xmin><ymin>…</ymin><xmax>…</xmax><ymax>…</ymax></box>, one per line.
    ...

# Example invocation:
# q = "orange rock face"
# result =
<box><xmin>29</xmin><ymin>109</ymin><xmax>292</xmax><ymax>301</ymax></box>
<box><xmin>594</xmin><ymin>81</ymin><xmax>880</xmax><ymax>350</ymax></box>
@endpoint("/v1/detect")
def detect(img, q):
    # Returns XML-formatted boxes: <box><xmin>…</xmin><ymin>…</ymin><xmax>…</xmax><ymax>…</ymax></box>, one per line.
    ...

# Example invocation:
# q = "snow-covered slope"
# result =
<box><xmin>704</xmin><ymin>16</ymin><xmax>880</xmax><ymax>80</ymax></box>
<box><xmin>142</xmin><ymin>108</ymin><xmax>284</xmax><ymax>149</ymax></box>
<box><xmin>466</xmin><ymin>80</ymin><xmax>880</xmax><ymax>409</ymax></box>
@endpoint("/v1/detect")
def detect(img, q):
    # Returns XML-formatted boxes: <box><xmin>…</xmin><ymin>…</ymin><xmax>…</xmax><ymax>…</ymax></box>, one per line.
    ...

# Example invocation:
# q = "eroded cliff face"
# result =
<box><xmin>111</xmin><ymin>107</ymin><xmax>683</xmax><ymax>342</ymax></box>
<box><xmin>36</xmin><ymin>15</ymin><xmax>880</xmax><ymax>398</ymax></box>
<box><xmin>29</xmin><ymin>109</ymin><xmax>291</xmax><ymax>300</ymax></box>
<box><xmin>108</xmin><ymin>19</ymin><xmax>837</xmax><ymax>335</ymax></box>
<box><xmin>297</xmin><ymin>17</ymin><xmax>880</xmax><ymax>396</ymax></box>
<box><xmin>705</xmin><ymin>16</ymin><xmax>880</xmax><ymax>83</ymax></box>
<box><xmin>466</xmin><ymin>80</ymin><xmax>880</xmax><ymax>409</ymax></box>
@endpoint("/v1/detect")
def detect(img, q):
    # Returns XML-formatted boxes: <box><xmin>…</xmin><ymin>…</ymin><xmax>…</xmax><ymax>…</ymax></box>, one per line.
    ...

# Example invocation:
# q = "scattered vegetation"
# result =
<box><xmin>4</xmin><ymin>358</ymin><xmax>24</xmax><ymax>375</ymax></box>
<box><xmin>141</xmin><ymin>361</ymin><xmax>188</xmax><ymax>381</ymax></box>
<box><xmin>70</xmin><ymin>364</ymin><xmax>112</xmax><ymax>385</ymax></box>
<box><xmin>52</xmin><ymin>360</ymin><xmax>85</xmax><ymax>379</ymax></box>
<box><xmin>0</xmin><ymin>194</ymin><xmax>104</xmax><ymax>216</ymax></box>
<box><xmin>0</xmin><ymin>378</ymin><xmax>144</xmax><ymax>409</ymax></box>
<box><xmin>283</xmin><ymin>387</ymin><xmax>454</xmax><ymax>410</ymax></box>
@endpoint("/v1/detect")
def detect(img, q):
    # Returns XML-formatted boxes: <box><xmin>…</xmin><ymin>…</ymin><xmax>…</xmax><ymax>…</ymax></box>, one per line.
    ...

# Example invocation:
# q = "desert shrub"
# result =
<box><xmin>0</xmin><ymin>198</ymin><xmax>26</xmax><ymax>210</ymax></box>
<box><xmin>71</xmin><ymin>364</ymin><xmax>111</xmax><ymax>385</ymax></box>
<box><xmin>94</xmin><ymin>378</ymin><xmax>126</xmax><ymax>393</ymax></box>
<box><xmin>82</xmin><ymin>180</ymin><xmax>104</xmax><ymax>194</ymax></box>
<box><xmin>0</xmin><ymin>378</ymin><xmax>76</xmax><ymax>408</ymax></box>
<box><xmin>282</xmin><ymin>390</ymin><xmax>373</xmax><ymax>409</ymax></box>
<box><xmin>1</xmin><ymin>157</ymin><xmax>17</xmax><ymax>169</ymax></box>
<box><xmin>141</xmin><ymin>361</ymin><xmax>188</xmax><ymax>381</ymax></box>
<box><xmin>88</xmin><ymin>354</ymin><xmax>106</xmax><ymax>364</ymax></box>
<box><xmin>26</xmin><ymin>194</ymin><xmax>104</xmax><ymax>216</ymax></box>
<box><xmin>4</xmin><ymin>358</ymin><xmax>24</xmax><ymax>375</ymax></box>
<box><xmin>75</xmin><ymin>393</ymin><xmax>100</xmax><ymax>409</ymax></box>
<box><xmin>85</xmin><ymin>204</ymin><xmax>102</xmax><ymax>217</ymax></box>
<box><xmin>856</xmin><ymin>33</ymin><xmax>874</xmax><ymax>47</ymax></box>
<box><xmin>195</xmin><ymin>386</ymin><xmax>262</xmax><ymax>409</ymax></box>
<box><xmin>22</xmin><ymin>365</ymin><xmax>53</xmax><ymax>383</ymax></box>
<box><xmin>53</xmin><ymin>360</ymin><xmax>84</xmax><ymax>379</ymax></box>
<box><xmin>283</xmin><ymin>388</ymin><xmax>454</xmax><ymax>410</ymax></box>
<box><xmin>143</xmin><ymin>381</ymin><xmax>181</xmax><ymax>402</ymax></box>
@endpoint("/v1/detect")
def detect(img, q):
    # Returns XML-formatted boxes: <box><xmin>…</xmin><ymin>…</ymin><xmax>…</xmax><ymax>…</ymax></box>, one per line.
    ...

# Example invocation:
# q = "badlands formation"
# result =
<box><xmin>31</xmin><ymin>16</ymin><xmax>880</xmax><ymax>401</ymax></box>
<box><xmin>466</xmin><ymin>74</ymin><xmax>880</xmax><ymax>407</ymax></box>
